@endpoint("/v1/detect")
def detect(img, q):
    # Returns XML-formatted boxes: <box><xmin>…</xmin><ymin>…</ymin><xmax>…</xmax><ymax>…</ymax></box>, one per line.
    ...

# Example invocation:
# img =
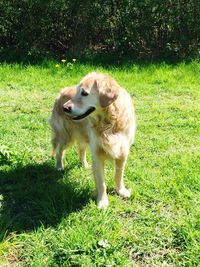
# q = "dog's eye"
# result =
<box><xmin>81</xmin><ymin>90</ymin><xmax>89</xmax><ymax>96</ymax></box>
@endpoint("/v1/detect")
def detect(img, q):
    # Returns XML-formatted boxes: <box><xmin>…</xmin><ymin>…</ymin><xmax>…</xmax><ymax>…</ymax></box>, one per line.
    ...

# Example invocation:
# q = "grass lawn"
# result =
<box><xmin>0</xmin><ymin>60</ymin><xmax>200</xmax><ymax>266</ymax></box>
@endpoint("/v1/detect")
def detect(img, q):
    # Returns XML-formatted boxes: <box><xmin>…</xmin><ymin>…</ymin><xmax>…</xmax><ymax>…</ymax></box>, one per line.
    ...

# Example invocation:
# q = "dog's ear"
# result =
<box><xmin>98</xmin><ymin>81</ymin><xmax>119</xmax><ymax>108</ymax></box>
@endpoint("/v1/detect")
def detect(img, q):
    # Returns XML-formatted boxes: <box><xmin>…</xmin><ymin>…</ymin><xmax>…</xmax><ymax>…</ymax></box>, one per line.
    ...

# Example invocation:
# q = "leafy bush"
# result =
<box><xmin>0</xmin><ymin>0</ymin><xmax>200</xmax><ymax>60</ymax></box>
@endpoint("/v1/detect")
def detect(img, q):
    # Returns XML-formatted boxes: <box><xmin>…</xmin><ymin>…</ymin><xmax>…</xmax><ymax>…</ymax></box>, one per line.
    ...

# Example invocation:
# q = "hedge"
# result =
<box><xmin>0</xmin><ymin>0</ymin><xmax>200</xmax><ymax>60</ymax></box>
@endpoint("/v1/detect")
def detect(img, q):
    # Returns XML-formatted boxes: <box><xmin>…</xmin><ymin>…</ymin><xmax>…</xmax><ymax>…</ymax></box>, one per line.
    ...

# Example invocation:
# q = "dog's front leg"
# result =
<box><xmin>115</xmin><ymin>157</ymin><xmax>131</xmax><ymax>198</ymax></box>
<box><xmin>92</xmin><ymin>150</ymin><xmax>108</xmax><ymax>208</ymax></box>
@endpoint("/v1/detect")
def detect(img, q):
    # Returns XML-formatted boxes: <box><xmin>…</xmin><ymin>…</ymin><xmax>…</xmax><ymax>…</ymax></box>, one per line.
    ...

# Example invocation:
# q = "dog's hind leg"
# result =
<box><xmin>51</xmin><ymin>132</ymin><xmax>59</xmax><ymax>157</ymax></box>
<box><xmin>51</xmin><ymin>128</ymin><xmax>69</xmax><ymax>171</ymax></box>
<box><xmin>115</xmin><ymin>157</ymin><xmax>131</xmax><ymax>198</ymax></box>
<box><xmin>55</xmin><ymin>135</ymin><xmax>69</xmax><ymax>171</ymax></box>
<box><xmin>77</xmin><ymin>142</ymin><xmax>88</xmax><ymax>168</ymax></box>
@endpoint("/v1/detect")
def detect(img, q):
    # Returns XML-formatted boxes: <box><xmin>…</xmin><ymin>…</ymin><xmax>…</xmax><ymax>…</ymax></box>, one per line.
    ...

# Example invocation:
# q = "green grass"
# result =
<box><xmin>0</xmin><ymin>60</ymin><xmax>200</xmax><ymax>266</ymax></box>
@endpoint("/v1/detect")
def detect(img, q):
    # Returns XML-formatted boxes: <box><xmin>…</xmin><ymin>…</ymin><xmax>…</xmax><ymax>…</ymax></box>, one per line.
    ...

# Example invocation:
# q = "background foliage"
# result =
<box><xmin>1</xmin><ymin>0</ymin><xmax>200</xmax><ymax>60</ymax></box>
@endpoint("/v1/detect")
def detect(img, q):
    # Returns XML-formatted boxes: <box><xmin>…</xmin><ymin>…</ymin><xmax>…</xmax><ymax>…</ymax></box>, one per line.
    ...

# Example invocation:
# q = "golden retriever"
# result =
<box><xmin>50</xmin><ymin>87</ymin><xmax>89</xmax><ymax>170</ymax></box>
<box><xmin>62</xmin><ymin>73</ymin><xmax>136</xmax><ymax>208</ymax></box>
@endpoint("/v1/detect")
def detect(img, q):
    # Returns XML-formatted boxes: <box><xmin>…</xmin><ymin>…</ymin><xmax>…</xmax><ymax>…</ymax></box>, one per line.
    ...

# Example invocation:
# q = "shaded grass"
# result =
<box><xmin>0</xmin><ymin>60</ymin><xmax>200</xmax><ymax>266</ymax></box>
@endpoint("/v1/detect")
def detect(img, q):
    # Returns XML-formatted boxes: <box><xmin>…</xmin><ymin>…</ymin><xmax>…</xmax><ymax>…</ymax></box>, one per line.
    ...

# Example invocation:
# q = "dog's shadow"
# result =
<box><xmin>0</xmin><ymin>161</ymin><xmax>91</xmax><ymax>240</ymax></box>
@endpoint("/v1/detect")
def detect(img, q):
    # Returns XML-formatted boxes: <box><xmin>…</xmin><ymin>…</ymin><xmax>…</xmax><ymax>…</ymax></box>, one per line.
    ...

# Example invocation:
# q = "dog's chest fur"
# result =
<box><xmin>89</xmin><ymin>102</ymin><xmax>133</xmax><ymax>159</ymax></box>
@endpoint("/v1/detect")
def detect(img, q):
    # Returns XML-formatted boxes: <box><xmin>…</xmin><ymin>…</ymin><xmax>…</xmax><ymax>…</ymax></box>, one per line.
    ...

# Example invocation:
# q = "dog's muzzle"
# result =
<box><xmin>72</xmin><ymin>107</ymin><xmax>96</xmax><ymax>120</ymax></box>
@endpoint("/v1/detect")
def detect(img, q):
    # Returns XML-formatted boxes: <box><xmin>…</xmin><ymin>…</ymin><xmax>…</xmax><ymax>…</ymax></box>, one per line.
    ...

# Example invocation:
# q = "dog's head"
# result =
<box><xmin>55</xmin><ymin>87</ymin><xmax>77</xmax><ymax>116</ymax></box>
<box><xmin>63</xmin><ymin>73</ymin><xmax>119</xmax><ymax>120</ymax></box>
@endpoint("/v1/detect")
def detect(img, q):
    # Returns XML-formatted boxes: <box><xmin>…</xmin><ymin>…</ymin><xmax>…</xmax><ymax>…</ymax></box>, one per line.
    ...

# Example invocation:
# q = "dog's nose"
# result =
<box><xmin>63</xmin><ymin>105</ymin><xmax>72</xmax><ymax>113</ymax></box>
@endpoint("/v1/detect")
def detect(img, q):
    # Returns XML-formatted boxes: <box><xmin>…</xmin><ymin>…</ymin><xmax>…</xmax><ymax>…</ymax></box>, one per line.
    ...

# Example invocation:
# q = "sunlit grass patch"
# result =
<box><xmin>0</xmin><ymin>60</ymin><xmax>199</xmax><ymax>266</ymax></box>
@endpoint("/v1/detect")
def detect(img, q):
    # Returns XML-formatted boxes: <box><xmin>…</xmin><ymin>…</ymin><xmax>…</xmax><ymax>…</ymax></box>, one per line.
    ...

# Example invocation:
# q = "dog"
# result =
<box><xmin>63</xmin><ymin>73</ymin><xmax>136</xmax><ymax>208</ymax></box>
<box><xmin>50</xmin><ymin>86</ymin><xmax>89</xmax><ymax>171</ymax></box>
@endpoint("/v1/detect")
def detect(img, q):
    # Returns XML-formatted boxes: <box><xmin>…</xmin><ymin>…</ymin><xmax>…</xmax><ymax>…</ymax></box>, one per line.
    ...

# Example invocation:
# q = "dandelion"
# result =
<box><xmin>72</xmin><ymin>58</ymin><xmax>77</xmax><ymax>63</ymax></box>
<box><xmin>61</xmin><ymin>59</ymin><xmax>67</xmax><ymax>63</ymax></box>
<box><xmin>55</xmin><ymin>64</ymin><xmax>60</xmax><ymax>68</ymax></box>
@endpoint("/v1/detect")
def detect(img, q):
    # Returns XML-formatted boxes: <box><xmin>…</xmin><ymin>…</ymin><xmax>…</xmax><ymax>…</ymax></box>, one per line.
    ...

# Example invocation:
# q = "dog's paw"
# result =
<box><xmin>57</xmin><ymin>167</ymin><xmax>64</xmax><ymax>171</ymax></box>
<box><xmin>82</xmin><ymin>161</ymin><xmax>90</xmax><ymax>169</ymax></box>
<box><xmin>55</xmin><ymin>158</ymin><xmax>64</xmax><ymax>171</ymax></box>
<box><xmin>97</xmin><ymin>197</ymin><xmax>109</xmax><ymax>209</ymax></box>
<box><xmin>116</xmin><ymin>187</ymin><xmax>131</xmax><ymax>198</ymax></box>
<box><xmin>56</xmin><ymin>163</ymin><xmax>64</xmax><ymax>171</ymax></box>
<box><xmin>56</xmin><ymin>167</ymin><xmax>64</xmax><ymax>171</ymax></box>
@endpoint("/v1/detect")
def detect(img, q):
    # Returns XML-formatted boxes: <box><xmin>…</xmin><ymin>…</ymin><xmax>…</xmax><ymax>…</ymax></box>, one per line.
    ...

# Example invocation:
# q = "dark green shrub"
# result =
<box><xmin>0</xmin><ymin>0</ymin><xmax>199</xmax><ymax>60</ymax></box>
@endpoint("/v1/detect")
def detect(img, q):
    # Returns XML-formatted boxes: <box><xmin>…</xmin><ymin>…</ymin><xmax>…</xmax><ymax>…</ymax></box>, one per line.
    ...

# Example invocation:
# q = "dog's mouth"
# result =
<box><xmin>72</xmin><ymin>107</ymin><xmax>96</xmax><ymax>120</ymax></box>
